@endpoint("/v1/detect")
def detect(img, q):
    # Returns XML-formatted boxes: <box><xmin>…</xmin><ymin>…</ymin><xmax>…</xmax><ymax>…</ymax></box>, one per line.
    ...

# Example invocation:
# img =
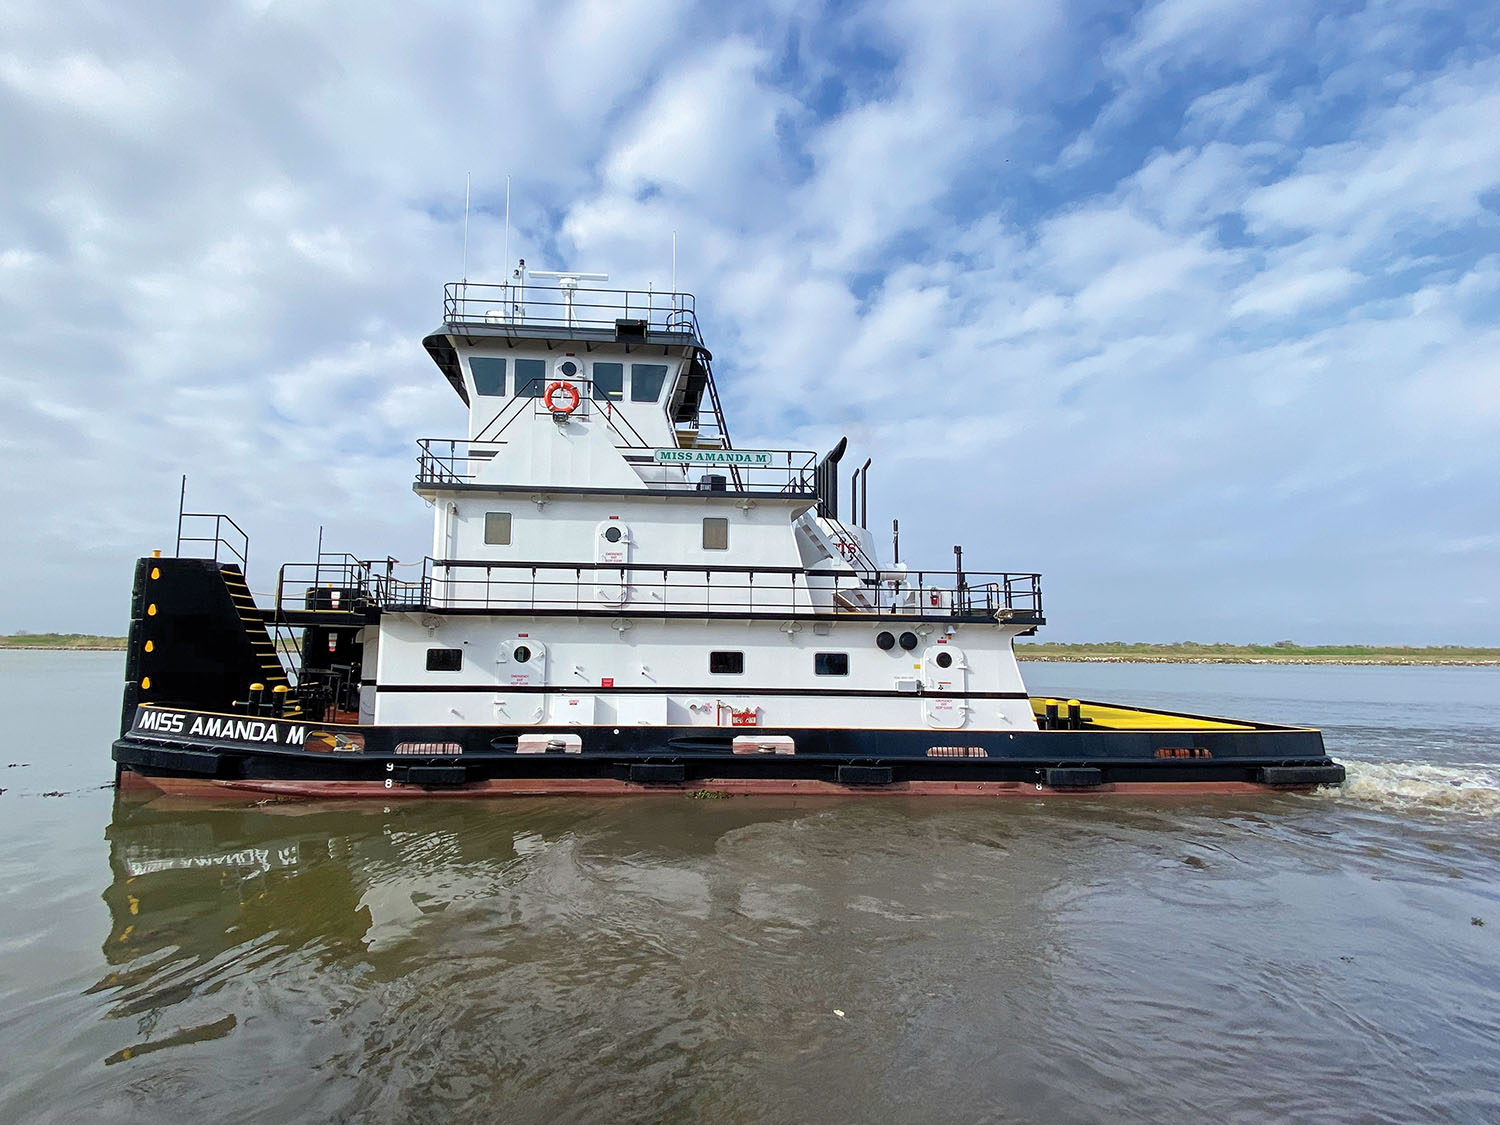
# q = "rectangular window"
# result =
<box><xmin>630</xmin><ymin>362</ymin><xmax>669</xmax><ymax>402</ymax></box>
<box><xmin>426</xmin><ymin>648</ymin><xmax>463</xmax><ymax>672</ymax></box>
<box><xmin>484</xmin><ymin>512</ymin><xmax>512</xmax><ymax>545</ymax></box>
<box><xmin>709</xmin><ymin>651</ymin><xmax>744</xmax><ymax>674</ymax></box>
<box><xmin>592</xmin><ymin>361</ymin><xmax>623</xmax><ymax>401</ymax></box>
<box><xmin>470</xmin><ymin>357</ymin><xmax>506</xmax><ymax>397</ymax></box>
<box><xmin>702</xmin><ymin>517</ymin><xmax>729</xmax><ymax>550</ymax></box>
<box><xmin>515</xmin><ymin>358</ymin><xmax>546</xmax><ymax>397</ymax></box>
<box><xmin>814</xmin><ymin>652</ymin><xmax>849</xmax><ymax>676</ymax></box>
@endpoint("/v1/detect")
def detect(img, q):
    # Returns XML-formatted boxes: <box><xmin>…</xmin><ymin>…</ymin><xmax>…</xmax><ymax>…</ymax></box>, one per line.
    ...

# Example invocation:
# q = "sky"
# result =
<box><xmin>2</xmin><ymin>0</ymin><xmax>1497</xmax><ymax>644</ymax></box>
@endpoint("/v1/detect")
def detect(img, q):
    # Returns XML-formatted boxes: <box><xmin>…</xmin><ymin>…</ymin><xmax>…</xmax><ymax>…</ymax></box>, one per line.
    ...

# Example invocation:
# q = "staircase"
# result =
<box><xmin>793</xmin><ymin>511</ymin><xmax>884</xmax><ymax>611</ymax></box>
<box><xmin>219</xmin><ymin>564</ymin><xmax>300</xmax><ymax>715</ymax></box>
<box><xmin>124</xmin><ymin>556</ymin><xmax>311</xmax><ymax>724</ymax></box>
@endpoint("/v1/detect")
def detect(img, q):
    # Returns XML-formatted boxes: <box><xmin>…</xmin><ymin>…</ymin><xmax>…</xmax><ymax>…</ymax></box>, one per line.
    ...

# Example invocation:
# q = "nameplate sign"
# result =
<box><xmin>652</xmin><ymin>449</ymin><xmax>774</xmax><ymax>467</ymax></box>
<box><xmin>133</xmin><ymin>706</ymin><xmax>307</xmax><ymax>747</ymax></box>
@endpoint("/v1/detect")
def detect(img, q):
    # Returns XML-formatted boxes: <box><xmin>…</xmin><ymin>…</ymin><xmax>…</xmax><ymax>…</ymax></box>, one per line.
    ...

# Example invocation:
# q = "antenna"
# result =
<box><xmin>461</xmin><ymin>172</ymin><xmax>471</xmax><ymax>283</ymax></box>
<box><xmin>529</xmin><ymin>268</ymin><xmax>609</xmax><ymax>328</ymax></box>
<box><xmin>503</xmin><ymin>174</ymin><xmax>511</xmax><ymax>278</ymax></box>
<box><xmin>671</xmin><ymin>230</ymin><xmax>677</xmax><ymax>293</ymax></box>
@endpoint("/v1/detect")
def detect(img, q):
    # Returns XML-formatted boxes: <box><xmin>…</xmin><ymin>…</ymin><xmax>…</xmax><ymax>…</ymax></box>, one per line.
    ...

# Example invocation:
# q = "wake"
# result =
<box><xmin>1320</xmin><ymin>758</ymin><xmax>1500</xmax><ymax>816</ymax></box>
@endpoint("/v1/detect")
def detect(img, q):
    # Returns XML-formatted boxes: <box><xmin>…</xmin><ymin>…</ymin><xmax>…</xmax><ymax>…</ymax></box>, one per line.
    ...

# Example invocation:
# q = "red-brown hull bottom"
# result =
<box><xmin>118</xmin><ymin>769</ymin><xmax>1306</xmax><ymax>800</ymax></box>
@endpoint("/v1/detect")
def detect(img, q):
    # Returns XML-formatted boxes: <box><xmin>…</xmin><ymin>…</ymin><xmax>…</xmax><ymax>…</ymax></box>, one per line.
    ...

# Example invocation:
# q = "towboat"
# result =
<box><xmin>112</xmin><ymin>270</ymin><xmax>1345</xmax><ymax>798</ymax></box>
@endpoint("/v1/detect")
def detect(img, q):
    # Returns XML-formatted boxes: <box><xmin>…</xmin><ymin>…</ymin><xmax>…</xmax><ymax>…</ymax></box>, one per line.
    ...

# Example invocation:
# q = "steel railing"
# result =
<box><xmin>414</xmin><ymin>437</ymin><xmax>820</xmax><ymax>495</ymax></box>
<box><xmin>442</xmin><ymin>282</ymin><xmax>701</xmax><ymax>341</ymax></box>
<box><xmin>274</xmin><ymin>557</ymin><xmax>1041</xmax><ymax>620</ymax></box>
<box><xmin>175</xmin><ymin>511</ymin><xmax>250</xmax><ymax>572</ymax></box>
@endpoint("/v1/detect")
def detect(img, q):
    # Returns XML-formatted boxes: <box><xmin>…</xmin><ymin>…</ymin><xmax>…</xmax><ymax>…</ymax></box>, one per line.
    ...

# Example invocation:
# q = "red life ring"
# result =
<box><xmin>543</xmin><ymin>381</ymin><xmax>580</xmax><ymax>414</ymax></box>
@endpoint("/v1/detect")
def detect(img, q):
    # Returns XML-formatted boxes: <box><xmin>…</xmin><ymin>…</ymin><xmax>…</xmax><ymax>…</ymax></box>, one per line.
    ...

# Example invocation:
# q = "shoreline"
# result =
<box><xmin>1016</xmin><ymin>655</ymin><xmax>1500</xmax><ymax>666</ymax></box>
<box><xmin>3</xmin><ymin>641</ymin><xmax>1495</xmax><ymax>667</ymax></box>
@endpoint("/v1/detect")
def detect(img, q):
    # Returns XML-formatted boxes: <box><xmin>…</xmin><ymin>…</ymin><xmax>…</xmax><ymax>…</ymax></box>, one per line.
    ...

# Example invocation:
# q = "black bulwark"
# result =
<box><xmin>121</xmin><ymin>557</ymin><xmax>290</xmax><ymax>735</ymax></box>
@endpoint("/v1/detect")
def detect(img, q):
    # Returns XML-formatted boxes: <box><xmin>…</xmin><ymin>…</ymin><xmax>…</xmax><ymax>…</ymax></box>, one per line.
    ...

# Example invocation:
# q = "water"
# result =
<box><xmin>1</xmin><ymin>652</ymin><xmax>1497</xmax><ymax>1122</ymax></box>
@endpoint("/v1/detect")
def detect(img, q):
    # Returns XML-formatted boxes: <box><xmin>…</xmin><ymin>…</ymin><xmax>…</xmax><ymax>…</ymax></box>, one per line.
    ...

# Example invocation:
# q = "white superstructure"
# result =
<box><xmin>298</xmin><ymin>273</ymin><xmax>1044</xmax><ymax>734</ymax></box>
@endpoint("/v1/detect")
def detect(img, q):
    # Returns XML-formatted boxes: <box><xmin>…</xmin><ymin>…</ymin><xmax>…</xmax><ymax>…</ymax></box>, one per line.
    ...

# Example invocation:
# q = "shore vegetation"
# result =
<box><xmin>1</xmin><ymin>633</ymin><xmax>128</xmax><ymax>650</ymax></box>
<box><xmin>1016</xmin><ymin>641</ymin><xmax>1500</xmax><ymax>665</ymax></box>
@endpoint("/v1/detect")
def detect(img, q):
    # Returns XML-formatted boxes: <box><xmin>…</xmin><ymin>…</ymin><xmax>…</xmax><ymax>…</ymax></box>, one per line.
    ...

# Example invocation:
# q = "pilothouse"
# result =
<box><xmin>112</xmin><ymin>269</ymin><xmax>1345</xmax><ymax>797</ymax></box>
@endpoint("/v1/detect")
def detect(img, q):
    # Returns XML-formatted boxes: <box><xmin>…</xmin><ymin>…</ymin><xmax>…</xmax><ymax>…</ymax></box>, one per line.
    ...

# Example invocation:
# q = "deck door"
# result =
<box><xmin>921</xmin><ymin>643</ymin><xmax>969</xmax><ymax>728</ymax></box>
<box><xmin>494</xmin><ymin>638</ymin><xmax>548</xmax><ymax>724</ymax></box>
<box><xmin>594</xmin><ymin>519</ymin><xmax>632</xmax><ymax>607</ymax></box>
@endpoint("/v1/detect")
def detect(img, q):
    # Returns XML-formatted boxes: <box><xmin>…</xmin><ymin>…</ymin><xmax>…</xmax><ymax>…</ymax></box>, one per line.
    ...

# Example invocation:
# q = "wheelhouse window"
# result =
<box><xmin>484</xmin><ymin>512</ymin><xmax>512</xmax><ymax>545</ymax></box>
<box><xmin>515</xmin><ymin>358</ymin><xmax>546</xmax><ymax>397</ymax></box>
<box><xmin>426</xmin><ymin>648</ymin><xmax>463</xmax><ymax>671</ymax></box>
<box><xmin>630</xmin><ymin>363</ymin><xmax>669</xmax><ymax>402</ymax></box>
<box><xmin>702</xmin><ymin>517</ymin><xmax>728</xmax><ymax>550</ymax></box>
<box><xmin>814</xmin><ymin>652</ymin><xmax>849</xmax><ymax>676</ymax></box>
<box><xmin>470</xmin><ymin>357</ymin><xmax>506</xmax><ymax>397</ymax></box>
<box><xmin>709</xmin><ymin>651</ymin><xmax>744</xmax><ymax>674</ymax></box>
<box><xmin>592</xmin><ymin>361</ymin><xmax>623</xmax><ymax>401</ymax></box>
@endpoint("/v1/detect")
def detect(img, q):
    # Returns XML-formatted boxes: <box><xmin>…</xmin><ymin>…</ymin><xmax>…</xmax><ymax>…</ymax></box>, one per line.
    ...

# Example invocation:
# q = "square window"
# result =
<box><xmin>702</xmin><ymin>517</ymin><xmax>729</xmax><ymax>550</ymax></box>
<box><xmin>426</xmin><ymin>648</ymin><xmax>463</xmax><ymax>672</ymax></box>
<box><xmin>592</xmin><ymin>361</ymin><xmax>623</xmax><ymax>400</ymax></box>
<box><xmin>709</xmin><ymin>651</ymin><xmax>744</xmax><ymax>674</ymax></box>
<box><xmin>814</xmin><ymin>652</ymin><xmax>849</xmax><ymax>676</ymax></box>
<box><xmin>630</xmin><ymin>362</ymin><xmax>669</xmax><ymax>402</ymax></box>
<box><xmin>471</xmin><ymin>357</ymin><xmax>506</xmax><ymax>396</ymax></box>
<box><xmin>515</xmin><ymin>358</ymin><xmax>546</xmax><ymax>397</ymax></box>
<box><xmin>484</xmin><ymin>512</ymin><xmax>512</xmax><ymax>545</ymax></box>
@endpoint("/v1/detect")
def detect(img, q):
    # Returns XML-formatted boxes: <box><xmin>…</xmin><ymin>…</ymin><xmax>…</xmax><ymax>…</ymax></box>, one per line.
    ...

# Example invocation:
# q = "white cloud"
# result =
<box><xmin>601</xmin><ymin>38</ymin><xmax>792</xmax><ymax>209</ymax></box>
<box><xmin>0</xmin><ymin>51</ymin><xmax>179</xmax><ymax>129</ymax></box>
<box><xmin>0</xmin><ymin>0</ymin><xmax>1495</xmax><ymax>644</ymax></box>
<box><xmin>1245</xmin><ymin>57</ymin><xmax>1500</xmax><ymax>239</ymax></box>
<box><xmin>1229</xmin><ymin>264</ymin><xmax>1362</xmax><ymax>318</ymax></box>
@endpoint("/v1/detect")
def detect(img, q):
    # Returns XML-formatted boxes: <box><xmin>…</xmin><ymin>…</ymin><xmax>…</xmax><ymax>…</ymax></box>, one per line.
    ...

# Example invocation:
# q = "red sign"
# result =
<box><xmin>601</xmin><ymin>677</ymin><xmax>614</xmax><ymax>688</ymax></box>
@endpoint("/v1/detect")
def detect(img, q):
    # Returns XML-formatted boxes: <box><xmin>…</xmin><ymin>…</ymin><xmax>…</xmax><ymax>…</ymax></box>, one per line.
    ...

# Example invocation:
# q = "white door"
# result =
<box><xmin>494</xmin><ymin>638</ymin><xmax>547</xmax><ymax>724</ymax></box>
<box><xmin>922</xmin><ymin>643</ymin><xmax>968</xmax><ymax>728</ymax></box>
<box><xmin>594</xmin><ymin>519</ymin><xmax>632</xmax><ymax>606</ymax></box>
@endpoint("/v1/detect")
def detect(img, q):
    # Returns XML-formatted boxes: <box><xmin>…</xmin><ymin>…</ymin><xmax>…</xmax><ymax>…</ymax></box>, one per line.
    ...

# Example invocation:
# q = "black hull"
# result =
<box><xmin>114</xmin><ymin>707</ymin><xmax>1344</xmax><ymax>797</ymax></box>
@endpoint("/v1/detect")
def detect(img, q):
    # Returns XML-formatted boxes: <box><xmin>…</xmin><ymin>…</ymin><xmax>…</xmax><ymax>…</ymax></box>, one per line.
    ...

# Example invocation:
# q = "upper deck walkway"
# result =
<box><xmin>414</xmin><ymin>436</ymin><xmax>820</xmax><ymax>499</ymax></box>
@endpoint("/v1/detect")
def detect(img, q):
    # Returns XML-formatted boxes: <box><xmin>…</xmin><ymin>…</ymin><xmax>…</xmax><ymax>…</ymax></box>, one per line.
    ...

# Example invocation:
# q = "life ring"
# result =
<box><xmin>543</xmin><ymin>381</ymin><xmax>580</xmax><ymax>414</ymax></box>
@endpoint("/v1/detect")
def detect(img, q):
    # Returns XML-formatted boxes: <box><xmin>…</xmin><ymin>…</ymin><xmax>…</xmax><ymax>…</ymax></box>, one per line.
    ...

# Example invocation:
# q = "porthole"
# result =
<box><xmin>513</xmin><ymin>644</ymin><xmax>532</xmax><ymax>664</ymax></box>
<box><xmin>898</xmin><ymin>631</ymin><xmax>919</xmax><ymax>651</ymax></box>
<box><xmin>603</xmin><ymin>525</ymin><xmax>623</xmax><ymax>543</ymax></box>
<box><xmin>876</xmin><ymin>631</ymin><xmax>895</xmax><ymax>650</ymax></box>
<box><xmin>560</xmin><ymin>360</ymin><xmax>578</xmax><ymax>377</ymax></box>
<box><xmin>934</xmin><ymin>650</ymin><xmax>954</xmax><ymax>669</ymax></box>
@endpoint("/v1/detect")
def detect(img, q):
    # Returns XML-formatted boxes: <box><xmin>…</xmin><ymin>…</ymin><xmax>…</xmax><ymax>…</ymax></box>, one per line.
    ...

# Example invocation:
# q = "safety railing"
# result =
<box><xmin>175</xmin><ymin>511</ymin><xmax>250</xmax><ymax>572</ymax></box>
<box><xmin>442</xmin><ymin>282</ymin><xmax>701</xmax><ymax>342</ymax></box>
<box><xmin>619</xmin><ymin>449</ymin><xmax>818</xmax><ymax>495</ymax></box>
<box><xmin>274</xmin><ymin>554</ymin><xmax>380</xmax><ymax>616</ymax></box>
<box><xmin>417</xmin><ymin>439</ymin><xmax>507</xmax><ymax>485</ymax></box>
<box><xmin>415</xmin><ymin>438</ymin><xmax>820</xmax><ymax>496</ymax></box>
<box><xmin>273</xmin><ymin>558</ymin><xmax>1041</xmax><ymax>619</ymax></box>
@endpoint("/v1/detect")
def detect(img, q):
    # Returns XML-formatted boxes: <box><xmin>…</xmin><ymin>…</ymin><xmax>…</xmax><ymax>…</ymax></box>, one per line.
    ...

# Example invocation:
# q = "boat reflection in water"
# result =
<box><xmin>81</xmin><ymin>778</ymin><xmax>1500</xmax><ymax>1122</ymax></box>
<box><xmin>87</xmin><ymin>786</ymin><xmax>1091</xmax><ymax>1118</ymax></box>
